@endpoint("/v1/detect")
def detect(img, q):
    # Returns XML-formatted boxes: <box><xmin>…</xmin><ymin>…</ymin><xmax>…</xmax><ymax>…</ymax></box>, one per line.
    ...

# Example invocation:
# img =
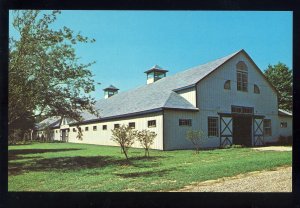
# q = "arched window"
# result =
<box><xmin>236</xmin><ymin>61</ymin><xmax>248</xmax><ymax>92</ymax></box>
<box><xmin>254</xmin><ymin>84</ymin><xmax>260</xmax><ymax>94</ymax></box>
<box><xmin>224</xmin><ymin>80</ymin><xmax>231</xmax><ymax>90</ymax></box>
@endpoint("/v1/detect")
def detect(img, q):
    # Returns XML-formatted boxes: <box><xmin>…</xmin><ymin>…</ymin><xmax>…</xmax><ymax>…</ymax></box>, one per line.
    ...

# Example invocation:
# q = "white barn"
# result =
<box><xmin>36</xmin><ymin>49</ymin><xmax>292</xmax><ymax>150</ymax></box>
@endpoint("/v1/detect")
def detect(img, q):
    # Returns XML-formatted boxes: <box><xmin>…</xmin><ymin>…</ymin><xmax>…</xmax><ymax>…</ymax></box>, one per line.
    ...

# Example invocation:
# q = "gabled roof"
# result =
<box><xmin>36</xmin><ymin>116</ymin><xmax>61</xmax><ymax>130</ymax></box>
<box><xmin>75</xmin><ymin>49</ymin><xmax>280</xmax><ymax>124</ymax></box>
<box><xmin>278</xmin><ymin>109</ymin><xmax>292</xmax><ymax>117</ymax></box>
<box><xmin>79</xmin><ymin>50</ymin><xmax>243</xmax><ymax>122</ymax></box>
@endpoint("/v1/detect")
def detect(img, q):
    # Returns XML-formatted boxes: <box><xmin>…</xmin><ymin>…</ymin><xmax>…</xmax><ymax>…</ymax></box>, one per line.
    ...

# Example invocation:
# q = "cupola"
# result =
<box><xmin>144</xmin><ymin>65</ymin><xmax>168</xmax><ymax>84</ymax></box>
<box><xmin>103</xmin><ymin>85</ymin><xmax>119</xmax><ymax>99</ymax></box>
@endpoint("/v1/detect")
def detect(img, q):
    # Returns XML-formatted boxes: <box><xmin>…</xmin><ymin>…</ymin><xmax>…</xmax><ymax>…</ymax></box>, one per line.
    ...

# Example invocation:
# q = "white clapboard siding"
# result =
<box><xmin>67</xmin><ymin>112</ymin><xmax>164</xmax><ymax>150</ymax></box>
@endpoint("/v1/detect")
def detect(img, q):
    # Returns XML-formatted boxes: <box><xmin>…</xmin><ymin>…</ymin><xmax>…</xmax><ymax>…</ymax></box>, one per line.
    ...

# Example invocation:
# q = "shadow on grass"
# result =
<box><xmin>115</xmin><ymin>168</ymin><xmax>174</xmax><ymax>178</ymax></box>
<box><xmin>8</xmin><ymin>148</ymin><xmax>82</xmax><ymax>161</ymax></box>
<box><xmin>9</xmin><ymin>148</ymin><xmax>82</xmax><ymax>155</ymax></box>
<box><xmin>8</xmin><ymin>155</ymin><xmax>169</xmax><ymax>176</ymax></box>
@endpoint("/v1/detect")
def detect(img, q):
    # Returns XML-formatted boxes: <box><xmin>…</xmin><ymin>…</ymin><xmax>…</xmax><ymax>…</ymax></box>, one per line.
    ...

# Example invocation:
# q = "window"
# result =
<box><xmin>73</xmin><ymin>128</ymin><xmax>76</xmax><ymax>132</ymax></box>
<box><xmin>148</xmin><ymin>120</ymin><xmax>156</xmax><ymax>128</ymax></box>
<box><xmin>85</xmin><ymin>126</ymin><xmax>89</xmax><ymax>131</ymax></box>
<box><xmin>68</xmin><ymin>129</ymin><xmax>70</xmax><ymax>132</ymax></box>
<box><xmin>93</xmin><ymin>126</ymin><xmax>97</xmax><ymax>131</ymax></box>
<box><xmin>102</xmin><ymin>125</ymin><xmax>107</xmax><ymax>130</ymax></box>
<box><xmin>208</xmin><ymin>117</ymin><xmax>218</xmax><ymax>137</ymax></box>
<box><xmin>224</xmin><ymin>80</ymin><xmax>231</xmax><ymax>90</ymax></box>
<box><xmin>179</xmin><ymin>119</ymin><xmax>192</xmax><ymax>126</ymax></box>
<box><xmin>236</xmin><ymin>61</ymin><xmax>248</xmax><ymax>92</ymax></box>
<box><xmin>254</xmin><ymin>84</ymin><xmax>260</xmax><ymax>94</ymax></box>
<box><xmin>129</xmin><ymin>122</ymin><xmax>135</xmax><ymax>129</ymax></box>
<box><xmin>147</xmin><ymin>72</ymin><xmax>154</xmax><ymax>79</ymax></box>
<box><xmin>114</xmin><ymin>124</ymin><xmax>120</xmax><ymax>129</ymax></box>
<box><xmin>280</xmin><ymin>122</ymin><xmax>287</xmax><ymax>128</ymax></box>
<box><xmin>231</xmin><ymin>106</ymin><xmax>253</xmax><ymax>114</ymax></box>
<box><xmin>56</xmin><ymin>130</ymin><xmax>58</xmax><ymax>133</ymax></box>
<box><xmin>154</xmin><ymin>72</ymin><xmax>166</xmax><ymax>80</ymax></box>
<box><xmin>264</xmin><ymin>119</ymin><xmax>272</xmax><ymax>136</ymax></box>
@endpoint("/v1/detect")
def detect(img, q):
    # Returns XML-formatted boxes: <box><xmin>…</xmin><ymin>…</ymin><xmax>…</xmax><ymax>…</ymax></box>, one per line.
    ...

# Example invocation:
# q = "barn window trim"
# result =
<box><xmin>208</xmin><ymin>117</ymin><xmax>218</xmax><ymax>137</ymax></box>
<box><xmin>264</xmin><ymin>119</ymin><xmax>272</xmax><ymax>136</ymax></box>
<box><xmin>148</xmin><ymin>120</ymin><xmax>156</xmax><ymax>128</ymax></box>
<box><xmin>179</xmin><ymin>119</ymin><xmax>192</xmax><ymax>126</ymax></box>
<box><xmin>129</xmin><ymin>122</ymin><xmax>135</xmax><ymax>129</ymax></box>
<box><xmin>224</xmin><ymin>80</ymin><xmax>231</xmax><ymax>90</ymax></box>
<box><xmin>231</xmin><ymin>105</ymin><xmax>254</xmax><ymax>114</ymax></box>
<box><xmin>254</xmin><ymin>84</ymin><xmax>260</xmax><ymax>94</ymax></box>
<box><xmin>280</xmin><ymin>122</ymin><xmax>287</xmax><ymax>128</ymax></box>
<box><xmin>236</xmin><ymin>61</ymin><xmax>248</xmax><ymax>92</ymax></box>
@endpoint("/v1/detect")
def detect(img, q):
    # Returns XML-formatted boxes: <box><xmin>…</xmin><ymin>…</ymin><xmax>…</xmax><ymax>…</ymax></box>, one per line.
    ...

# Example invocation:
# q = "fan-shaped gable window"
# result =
<box><xmin>236</xmin><ymin>61</ymin><xmax>248</xmax><ymax>92</ymax></box>
<box><xmin>254</xmin><ymin>84</ymin><xmax>260</xmax><ymax>94</ymax></box>
<box><xmin>236</xmin><ymin>61</ymin><xmax>248</xmax><ymax>71</ymax></box>
<box><xmin>224</xmin><ymin>80</ymin><xmax>231</xmax><ymax>90</ymax></box>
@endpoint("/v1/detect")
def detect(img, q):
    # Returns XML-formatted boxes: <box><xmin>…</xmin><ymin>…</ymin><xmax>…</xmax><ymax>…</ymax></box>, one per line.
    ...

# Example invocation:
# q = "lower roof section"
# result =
<box><xmin>70</xmin><ymin>107</ymin><xmax>199</xmax><ymax>126</ymax></box>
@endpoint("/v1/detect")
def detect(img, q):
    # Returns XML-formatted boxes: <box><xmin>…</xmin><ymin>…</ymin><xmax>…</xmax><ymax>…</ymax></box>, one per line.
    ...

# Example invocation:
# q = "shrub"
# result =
<box><xmin>136</xmin><ymin>130</ymin><xmax>157</xmax><ymax>157</ymax></box>
<box><xmin>186</xmin><ymin>129</ymin><xmax>206</xmax><ymax>154</ymax></box>
<box><xmin>278</xmin><ymin>135</ymin><xmax>287</xmax><ymax>145</ymax></box>
<box><xmin>231</xmin><ymin>144</ymin><xmax>243</xmax><ymax>148</ymax></box>
<box><xmin>111</xmin><ymin>124</ymin><xmax>137</xmax><ymax>160</ymax></box>
<box><xmin>287</xmin><ymin>136</ymin><xmax>293</xmax><ymax>145</ymax></box>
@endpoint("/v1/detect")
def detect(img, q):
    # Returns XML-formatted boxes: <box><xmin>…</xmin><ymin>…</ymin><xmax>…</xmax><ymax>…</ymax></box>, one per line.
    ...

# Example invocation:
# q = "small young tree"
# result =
<box><xmin>111</xmin><ymin>124</ymin><xmax>137</xmax><ymax>160</ymax></box>
<box><xmin>76</xmin><ymin>126</ymin><xmax>83</xmax><ymax>141</ymax></box>
<box><xmin>186</xmin><ymin>129</ymin><xmax>206</xmax><ymax>154</ymax></box>
<box><xmin>137</xmin><ymin>130</ymin><xmax>157</xmax><ymax>157</ymax></box>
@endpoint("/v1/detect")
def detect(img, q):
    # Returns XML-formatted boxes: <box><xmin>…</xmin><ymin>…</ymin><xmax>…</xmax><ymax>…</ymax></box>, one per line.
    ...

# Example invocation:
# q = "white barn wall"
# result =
<box><xmin>196</xmin><ymin>52</ymin><xmax>279</xmax><ymax>144</ymax></box>
<box><xmin>176</xmin><ymin>87</ymin><xmax>197</xmax><ymax>107</ymax></box>
<box><xmin>67</xmin><ymin>112</ymin><xmax>164</xmax><ymax>150</ymax></box>
<box><xmin>278</xmin><ymin>116</ymin><xmax>293</xmax><ymax>137</ymax></box>
<box><xmin>53</xmin><ymin>128</ymin><xmax>60</xmax><ymax>141</ymax></box>
<box><xmin>163</xmin><ymin>109</ymin><xmax>220</xmax><ymax>150</ymax></box>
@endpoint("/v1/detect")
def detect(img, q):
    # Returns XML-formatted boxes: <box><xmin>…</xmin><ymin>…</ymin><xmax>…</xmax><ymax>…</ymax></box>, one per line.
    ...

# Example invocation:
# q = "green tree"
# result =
<box><xmin>264</xmin><ymin>63</ymin><xmax>293</xmax><ymax>112</ymax></box>
<box><xmin>136</xmin><ymin>129</ymin><xmax>157</xmax><ymax>157</ymax></box>
<box><xmin>9</xmin><ymin>10</ymin><xmax>98</xmax><ymax>141</ymax></box>
<box><xmin>111</xmin><ymin>125</ymin><xmax>137</xmax><ymax>160</ymax></box>
<box><xmin>186</xmin><ymin>129</ymin><xmax>206</xmax><ymax>154</ymax></box>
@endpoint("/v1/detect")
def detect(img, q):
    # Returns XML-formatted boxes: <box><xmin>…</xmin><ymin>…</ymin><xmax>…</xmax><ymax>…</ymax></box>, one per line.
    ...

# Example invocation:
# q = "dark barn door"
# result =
<box><xmin>61</xmin><ymin>130</ymin><xmax>67</xmax><ymax>142</ymax></box>
<box><xmin>233</xmin><ymin>115</ymin><xmax>252</xmax><ymax>146</ymax></box>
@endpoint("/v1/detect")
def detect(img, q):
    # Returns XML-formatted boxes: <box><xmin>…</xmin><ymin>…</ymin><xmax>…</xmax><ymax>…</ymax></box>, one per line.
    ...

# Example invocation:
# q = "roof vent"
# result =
<box><xmin>103</xmin><ymin>85</ymin><xmax>119</xmax><ymax>99</ymax></box>
<box><xmin>144</xmin><ymin>65</ymin><xmax>168</xmax><ymax>84</ymax></box>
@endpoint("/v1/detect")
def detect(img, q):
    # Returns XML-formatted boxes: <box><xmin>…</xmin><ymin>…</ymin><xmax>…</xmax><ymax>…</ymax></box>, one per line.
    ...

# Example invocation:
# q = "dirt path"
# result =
<box><xmin>174</xmin><ymin>166</ymin><xmax>292</xmax><ymax>192</ymax></box>
<box><xmin>251</xmin><ymin>146</ymin><xmax>292</xmax><ymax>152</ymax></box>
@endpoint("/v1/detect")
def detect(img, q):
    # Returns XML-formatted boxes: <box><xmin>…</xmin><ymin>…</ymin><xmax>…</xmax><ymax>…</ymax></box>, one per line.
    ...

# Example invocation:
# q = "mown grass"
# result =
<box><xmin>8</xmin><ymin>142</ymin><xmax>292</xmax><ymax>192</ymax></box>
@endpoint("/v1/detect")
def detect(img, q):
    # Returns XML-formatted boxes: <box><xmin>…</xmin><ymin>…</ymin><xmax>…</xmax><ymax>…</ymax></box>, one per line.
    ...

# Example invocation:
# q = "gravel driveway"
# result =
<box><xmin>175</xmin><ymin>166</ymin><xmax>292</xmax><ymax>192</ymax></box>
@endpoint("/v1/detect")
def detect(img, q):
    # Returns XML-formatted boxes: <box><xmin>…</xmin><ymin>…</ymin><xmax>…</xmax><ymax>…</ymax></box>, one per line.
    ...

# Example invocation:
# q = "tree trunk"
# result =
<box><xmin>122</xmin><ymin>146</ymin><xmax>128</xmax><ymax>160</ymax></box>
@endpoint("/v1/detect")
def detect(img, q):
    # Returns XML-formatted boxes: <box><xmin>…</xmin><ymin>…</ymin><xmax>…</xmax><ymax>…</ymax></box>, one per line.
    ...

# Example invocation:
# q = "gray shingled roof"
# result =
<box><xmin>36</xmin><ymin>116</ymin><xmax>61</xmax><ymax>130</ymax></box>
<box><xmin>278</xmin><ymin>109</ymin><xmax>292</xmax><ymax>117</ymax></box>
<box><xmin>79</xmin><ymin>50</ymin><xmax>241</xmax><ymax>122</ymax></box>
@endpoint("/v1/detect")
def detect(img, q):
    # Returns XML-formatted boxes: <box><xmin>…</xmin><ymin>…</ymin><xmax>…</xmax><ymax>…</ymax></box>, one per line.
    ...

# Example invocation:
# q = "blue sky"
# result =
<box><xmin>9</xmin><ymin>11</ymin><xmax>292</xmax><ymax>100</ymax></box>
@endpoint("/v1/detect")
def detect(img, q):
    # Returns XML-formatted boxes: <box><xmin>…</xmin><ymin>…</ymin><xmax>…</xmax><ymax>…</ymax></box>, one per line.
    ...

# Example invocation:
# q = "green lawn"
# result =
<box><xmin>8</xmin><ymin>142</ymin><xmax>292</xmax><ymax>192</ymax></box>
